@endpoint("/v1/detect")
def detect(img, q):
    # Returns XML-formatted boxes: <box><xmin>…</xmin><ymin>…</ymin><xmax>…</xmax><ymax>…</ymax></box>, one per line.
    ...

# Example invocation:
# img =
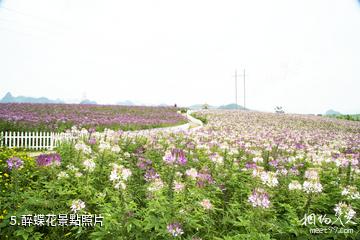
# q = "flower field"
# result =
<box><xmin>0</xmin><ymin>110</ymin><xmax>360</xmax><ymax>239</ymax></box>
<box><xmin>0</xmin><ymin>103</ymin><xmax>187</xmax><ymax>132</ymax></box>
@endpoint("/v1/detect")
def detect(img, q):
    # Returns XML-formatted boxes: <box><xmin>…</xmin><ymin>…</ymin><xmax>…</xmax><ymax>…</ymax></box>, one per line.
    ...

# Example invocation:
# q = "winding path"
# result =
<box><xmin>122</xmin><ymin>110</ymin><xmax>203</xmax><ymax>137</ymax></box>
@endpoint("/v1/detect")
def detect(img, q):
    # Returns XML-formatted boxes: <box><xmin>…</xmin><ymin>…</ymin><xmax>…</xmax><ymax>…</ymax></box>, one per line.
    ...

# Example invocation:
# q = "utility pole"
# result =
<box><xmin>243</xmin><ymin>68</ymin><xmax>246</xmax><ymax>110</ymax></box>
<box><xmin>234</xmin><ymin>68</ymin><xmax>246</xmax><ymax>110</ymax></box>
<box><xmin>234</xmin><ymin>69</ymin><xmax>238</xmax><ymax>109</ymax></box>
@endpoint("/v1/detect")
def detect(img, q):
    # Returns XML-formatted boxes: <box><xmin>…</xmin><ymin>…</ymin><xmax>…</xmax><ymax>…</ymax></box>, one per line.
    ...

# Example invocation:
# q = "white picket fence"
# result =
<box><xmin>0</xmin><ymin>131</ymin><xmax>79</xmax><ymax>150</ymax></box>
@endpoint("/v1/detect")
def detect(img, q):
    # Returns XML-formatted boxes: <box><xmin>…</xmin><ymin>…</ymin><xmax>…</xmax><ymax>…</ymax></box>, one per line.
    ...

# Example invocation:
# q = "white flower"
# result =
<box><xmin>66</xmin><ymin>164</ymin><xmax>79</xmax><ymax>172</ymax></box>
<box><xmin>260</xmin><ymin>171</ymin><xmax>278</xmax><ymax>187</ymax></box>
<box><xmin>70</xmin><ymin>199</ymin><xmax>85</xmax><ymax>213</ymax></box>
<box><xmin>288</xmin><ymin>180</ymin><xmax>302</xmax><ymax>190</ymax></box>
<box><xmin>121</xmin><ymin>168</ymin><xmax>132</xmax><ymax>180</ymax></box>
<box><xmin>75</xmin><ymin>172</ymin><xmax>83</xmax><ymax>177</ymax></box>
<box><xmin>210</xmin><ymin>153</ymin><xmax>223</xmax><ymax>165</ymax></box>
<box><xmin>83</xmin><ymin>159</ymin><xmax>96</xmax><ymax>172</ymax></box>
<box><xmin>111</xmin><ymin>145</ymin><xmax>121</xmax><ymax>153</ymax></box>
<box><xmin>304</xmin><ymin>168</ymin><xmax>320</xmax><ymax>181</ymax></box>
<box><xmin>114</xmin><ymin>181</ymin><xmax>126</xmax><ymax>190</ymax></box>
<box><xmin>75</xmin><ymin>141</ymin><xmax>92</xmax><ymax>154</ymax></box>
<box><xmin>303</xmin><ymin>181</ymin><xmax>323</xmax><ymax>193</ymax></box>
<box><xmin>57</xmin><ymin>171</ymin><xmax>69</xmax><ymax>179</ymax></box>
<box><xmin>252</xmin><ymin>166</ymin><xmax>264</xmax><ymax>178</ymax></box>
<box><xmin>110</xmin><ymin>164</ymin><xmax>131</xmax><ymax>190</ymax></box>
<box><xmin>148</xmin><ymin>179</ymin><xmax>164</xmax><ymax>192</ymax></box>
<box><xmin>277</xmin><ymin>168</ymin><xmax>288</xmax><ymax>176</ymax></box>
<box><xmin>200</xmin><ymin>199</ymin><xmax>213</xmax><ymax>210</ymax></box>
<box><xmin>109</xmin><ymin>170</ymin><xmax>119</xmax><ymax>182</ymax></box>
<box><xmin>124</xmin><ymin>152</ymin><xmax>131</xmax><ymax>158</ymax></box>
<box><xmin>185</xmin><ymin>168</ymin><xmax>198</xmax><ymax>180</ymax></box>
<box><xmin>341</xmin><ymin>186</ymin><xmax>360</xmax><ymax>200</ymax></box>
<box><xmin>173</xmin><ymin>181</ymin><xmax>185</xmax><ymax>192</ymax></box>
<box><xmin>253</xmin><ymin>157</ymin><xmax>264</xmax><ymax>163</ymax></box>
<box><xmin>334</xmin><ymin>202</ymin><xmax>356</xmax><ymax>223</ymax></box>
<box><xmin>346</xmin><ymin>208</ymin><xmax>356</xmax><ymax>221</ymax></box>
<box><xmin>99</xmin><ymin>140</ymin><xmax>111</xmax><ymax>151</ymax></box>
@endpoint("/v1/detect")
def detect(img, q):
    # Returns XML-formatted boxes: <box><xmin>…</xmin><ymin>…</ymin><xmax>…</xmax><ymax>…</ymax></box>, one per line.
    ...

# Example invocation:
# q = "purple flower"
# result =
<box><xmin>245</xmin><ymin>162</ymin><xmax>257</xmax><ymax>169</ymax></box>
<box><xmin>163</xmin><ymin>149</ymin><xmax>187</xmax><ymax>165</ymax></box>
<box><xmin>196</xmin><ymin>168</ymin><xmax>214</xmax><ymax>187</ymax></box>
<box><xmin>167</xmin><ymin>222</ymin><xmax>184</xmax><ymax>237</ymax></box>
<box><xmin>144</xmin><ymin>168</ymin><xmax>160</xmax><ymax>182</ymax></box>
<box><xmin>248</xmin><ymin>188</ymin><xmax>270</xmax><ymax>208</ymax></box>
<box><xmin>36</xmin><ymin>153</ymin><xmax>61</xmax><ymax>167</ymax></box>
<box><xmin>7</xmin><ymin>157</ymin><xmax>24</xmax><ymax>170</ymax></box>
<box><xmin>137</xmin><ymin>157</ymin><xmax>152</xmax><ymax>170</ymax></box>
<box><xmin>163</xmin><ymin>151</ymin><xmax>176</xmax><ymax>165</ymax></box>
<box><xmin>177</xmin><ymin>150</ymin><xmax>187</xmax><ymax>165</ymax></box>
<box><xmin>269</xmin><ymin>160</ymin><xmax>279</xmax><ymax>167</ymax></box>
<box><xmin>88</xmin><ymin>127</ymin><xmax>96</xmax><ymax>134</ymax></box>
<box><xmin>88</xmin><ymin>137</ymin><xmax>97</xmax><ymax>145</ymax></box>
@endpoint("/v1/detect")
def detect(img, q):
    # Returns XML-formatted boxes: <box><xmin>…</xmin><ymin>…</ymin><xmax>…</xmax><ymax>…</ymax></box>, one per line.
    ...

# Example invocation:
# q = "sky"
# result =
<box><xmin>0</xmin><ymin>0</ymin><xmax>359</xmax><ymax>114</ymax></box>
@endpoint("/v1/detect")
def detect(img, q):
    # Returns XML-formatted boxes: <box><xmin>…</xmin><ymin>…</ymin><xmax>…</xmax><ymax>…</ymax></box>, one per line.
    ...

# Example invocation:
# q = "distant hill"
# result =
<box><xmin>80</xmin><ymin>99</ymin><xmax>97</xmax><ymax>105</ymax></box>
<box><xmin>325</xmin><ymin>109</ymin><xmax>341</xmax><ymax>115</ymax></box>
<box><xmin>0</xmin><ymin>92</ymin><xmax>64</xmax><ymax>104</ymax></box>
<box><xmin>218</xmin><ymin>103</ymin><xmax>246</xmax><ymax>110</ymax></box>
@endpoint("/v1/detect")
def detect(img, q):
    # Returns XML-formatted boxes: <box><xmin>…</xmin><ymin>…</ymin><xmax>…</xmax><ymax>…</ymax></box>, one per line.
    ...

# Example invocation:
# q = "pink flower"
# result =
<box><xmin>200</xmin><ymin>199</ymin><xmax>213</xmax><ymax>210</ymax></box>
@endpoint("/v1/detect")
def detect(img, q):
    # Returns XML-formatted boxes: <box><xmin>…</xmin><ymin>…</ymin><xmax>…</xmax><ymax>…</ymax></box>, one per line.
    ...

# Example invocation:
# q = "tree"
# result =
<box><xmin>275</xmin><ymin>106</ymin><xmax>284</xmax><ymax>114</ymax></box>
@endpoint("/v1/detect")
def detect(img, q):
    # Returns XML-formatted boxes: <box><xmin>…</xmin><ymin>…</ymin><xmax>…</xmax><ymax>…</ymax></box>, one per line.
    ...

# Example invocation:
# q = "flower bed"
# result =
<box><xmin>0</xmin><ymin>103</ymin><xmax>187</xmax><ymax>132</ymax></box>
<box><xmin>0</xmin><ymin>110</ymin><xmax>359</xmax><ymax>239</ymax></box>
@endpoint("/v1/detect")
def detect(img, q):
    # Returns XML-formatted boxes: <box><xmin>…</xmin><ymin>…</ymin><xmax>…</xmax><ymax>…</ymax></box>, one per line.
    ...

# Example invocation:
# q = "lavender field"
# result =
<box><xmin>0</xmin><ymin>110</ymin><xmax>359</xmax><ymax>239</ymax></box>
<box><xmin>0</xmin><ymin>103</ymin><xmax>187</xmax><ymax>132</ymax></box>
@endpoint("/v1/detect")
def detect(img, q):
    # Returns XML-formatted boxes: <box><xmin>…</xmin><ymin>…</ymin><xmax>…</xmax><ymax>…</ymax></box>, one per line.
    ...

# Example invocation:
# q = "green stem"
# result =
<box><xmin>304</xmin><ymin>194</ymin><xmax>313</xmax><ymax>215</ymax></box>
<box><xmin>346</xmin><ymin>163</ymin><xmax>352</xmax><ymax>185</ymax></box>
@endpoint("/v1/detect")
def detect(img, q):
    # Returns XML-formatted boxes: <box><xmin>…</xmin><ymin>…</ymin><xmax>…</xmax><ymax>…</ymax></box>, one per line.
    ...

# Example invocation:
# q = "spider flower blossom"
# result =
<box><xmin>57</xmin><ymin>171</ymin><xmax>69</xmax><ymax>179</ymax></box>
<box><xmin>99</xmin><ymin>140</ymin><xmax>111</xmax><ymax>152</ymax></box>
<box><xmin>200</xmin><ymin>199</ymin><xmax>213</xmax><ymax>210</ymax></box>
<box><xmin>163</xmin><ymin>149</ymin><xmax>187</xmax><ymax>165</ymax></box>
<box><xmin>109</xmin><ymin>164</ymin><xmax>132</xmax><ymax>190</ymax></box>
<box><xmin>6</xmin><ymin>157</ymin><xmax>24</xmax><ymax>170</ymax></box>
<box><xmin>111</xmin><ymin>145</ymin><xmax>121</xmax><ymax>153</ymax></box>
<box><xmin>302</xmin><ymin>168</ymin><xmax>322</xmax><ymax>193</ymax></box>
<box><xmin>341</xmin><ymin>186</ymin><xmax>360</xmax><ymax>200</ymax></box>
<box><xmin>304</xmin><ymin>168</ymin><xmax>320</xmax><ymax>180</ymax></box>
<box><xmin>74</xmin><ymin>141</ymin><xmax>92</xmax><ymax>154</ymax></box>
<box><xmin>210</xmin><ymin>153</ymin><xmax>223</xmax><ymax>165</ymax></box>
<box><xmin>83</xmin><ymin>159</ymin><xmax>96</xmax><ymax>172</ymax></box>
<box><xmin>185</xmin><ymin>168</ymin><xmax>198</xmax><ymax>180</ymax></box>
<box><xmin>288</xmin><ymin>180</ymin><xmax>302</xmax><ymax>191</ymax></box>
<box><xmin>334</xmin><ymin>202</ymin><xmax>356</xmax><ymax>223</ymax></box>
<box><xmin>167</xmin><ymin>222</ymin><xmax>184</xmax><ymax>237</ymax></box>
<box><xmin>144</xmin><ymin>168</ymin><xmax>160</xmax><ymax>182</ymax></box>
<box><xmin>302</xmin><ymin>181</ymin><xmax>323</xmax><ymax>194</ymax></box>
<box><xmin>260</xmin><ymin>171</ymin><xmax>279</xmax><ymax>187</ymax></box>
<box><xmin>173</xmin><ymin>181</ymin><xmax>185</xmax><ymax>192</ymax></box>
<box><xmin>110</xmin><ymin>164</ymin><xmax>132</xmax><ymax>181</ymax></box>
<box><xmin>197</xmin><ymin>170</ymin><xmax>214</xmax><ymax>188</ymax></box>
<box><xmin>88</xmin><ymin>137</ymin><xmax>97</xmax><ymax>145</ymax></box>
<box><xmin>70</xmin><ymin>199</ymin><xmax>86</xmax><ymax>213</ymax></box>
<box><xmin>248</xmin><ymin>188</ymin><xmax>270</xmax><ymax>208</ymax></box>
<box><xmin>36</xmin><ymin>153</ymin><xmax>61</xmax><ymax>167</ymax></box>
<box><xmin>147</xmin><ymin>178</ymin><xmax>164</xmax><ymax>192</ymax></box>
